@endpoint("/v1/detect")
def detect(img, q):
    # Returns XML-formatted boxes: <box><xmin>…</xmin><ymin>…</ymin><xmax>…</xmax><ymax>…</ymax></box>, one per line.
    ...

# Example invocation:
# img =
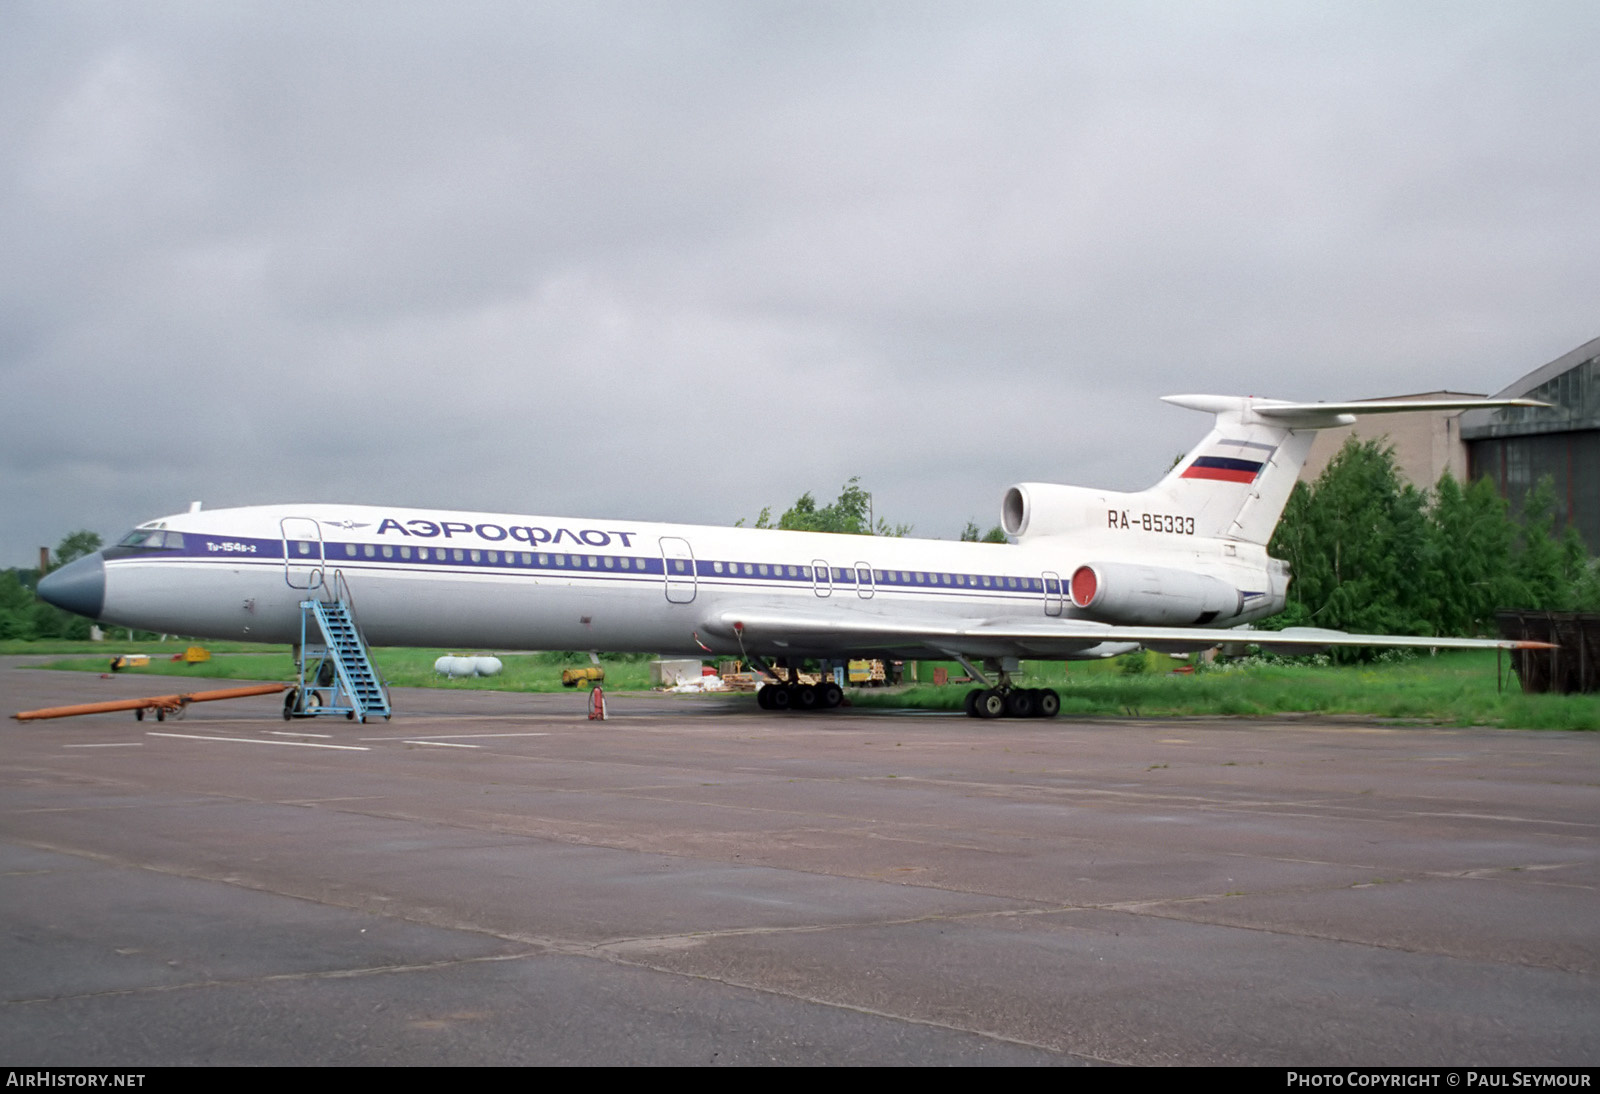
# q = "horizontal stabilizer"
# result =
<box><xmin>1162</xmin><ymin>394</ymin><xmax>1550</xmax><ymax>430</ymax></box>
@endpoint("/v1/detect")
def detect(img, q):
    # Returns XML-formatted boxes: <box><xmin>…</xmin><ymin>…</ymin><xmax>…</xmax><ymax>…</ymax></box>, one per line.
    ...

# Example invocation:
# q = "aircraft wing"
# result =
<box><xmin>702</xmin><ymin>607</ymin><xmax>1551</xmax><ymax>659</ymax></box>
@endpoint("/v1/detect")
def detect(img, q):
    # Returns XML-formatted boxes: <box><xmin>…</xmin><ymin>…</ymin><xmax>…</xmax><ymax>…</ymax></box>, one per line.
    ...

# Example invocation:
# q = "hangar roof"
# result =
<box><xmin>1460</xmin><ymin>335</ymin><xmax>1600</xmax><ymax>440</ymax></box>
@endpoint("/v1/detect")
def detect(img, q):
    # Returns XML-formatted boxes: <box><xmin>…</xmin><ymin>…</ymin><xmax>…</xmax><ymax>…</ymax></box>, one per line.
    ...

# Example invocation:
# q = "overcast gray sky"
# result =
<box><xmin>4</xmin><ymin>1</ymin><xmax>1598</xmax><ymax>563</ymax></box>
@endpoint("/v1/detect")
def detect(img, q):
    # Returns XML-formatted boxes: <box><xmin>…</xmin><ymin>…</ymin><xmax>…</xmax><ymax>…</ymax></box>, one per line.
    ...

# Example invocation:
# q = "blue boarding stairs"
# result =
<box><xmin>286</xmin><ymin>573</ymin><xmax>391</xmax><ymax>723</ymax></box>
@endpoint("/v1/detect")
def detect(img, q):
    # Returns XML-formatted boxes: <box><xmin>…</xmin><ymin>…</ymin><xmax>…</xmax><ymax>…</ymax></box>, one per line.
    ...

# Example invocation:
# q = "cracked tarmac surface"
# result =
<box><xmin>4</xmin><ymin>664</ymin><xmax>1597</xmax><ymax>1065</ymax></box>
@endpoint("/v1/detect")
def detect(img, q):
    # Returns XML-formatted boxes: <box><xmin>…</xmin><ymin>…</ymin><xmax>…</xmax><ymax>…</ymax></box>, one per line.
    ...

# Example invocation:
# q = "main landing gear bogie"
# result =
<box><xmin>757</xmin><ymin>681</ymin><xmax>845</xmax><ymax>712</ymax></box>
<box><xmin>965</xmin><ymin>686</ymin><xmax>1061</xmax><ymax>719</ymax></box>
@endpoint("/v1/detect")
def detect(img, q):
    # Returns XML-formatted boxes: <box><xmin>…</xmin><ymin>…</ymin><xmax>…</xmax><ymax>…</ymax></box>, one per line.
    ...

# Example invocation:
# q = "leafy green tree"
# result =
<box><xmin>1272</xmin><ymin>439</ymin><xmax>1598</xmax><ymax>650</ymax></box>
<box><xmin>1515</xmin><ymin>478</ymin><xmax>1573</xmax><ymax>610</ymax></box>
<box><xmin>0</xmin><ymin>571</ymin><xmax>40</xmax><ymax>640</ymax></box>
<box><xmin>1271</xmin><ymin>438</ymin><xmax>1431</xmax><ymax>643</ymax></box>
<box><xmin>742</xmin><ymin>478</ymin><xmax>909</xmax><ymax>536</ymax></box>
<box><xmin>53</xmin><ymin>530</ymin><xmax>103</xmax><ymax>568</ymax></box>
<box><xmin>960</xmin><ymin>521</ymin><xmax>1008</xmax><ymax>543</ymax></box>
<box><xmin>1423</xmin><ymin>473</ymin><xmax>1519</xmax><ymax>634</ymax></box>
<box><xmin>1571</xmin><ymin>548</ymin><xmax>1600</xmax><ymax>611</ymax></box>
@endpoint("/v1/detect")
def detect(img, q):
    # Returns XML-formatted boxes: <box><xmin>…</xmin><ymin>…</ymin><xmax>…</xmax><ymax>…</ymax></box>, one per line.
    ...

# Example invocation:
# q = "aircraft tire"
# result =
<box><xmin>975</xmin><ymin>689</ymin><xmax>1005</xmax><ymax>719</ymax></box>
<box><xmin>820</xmin><ymin>682</ymin><xmax>843</xmax><ymax>708</ymax></box>
<box><xmin>155</xmin><ymin>707</ymin><xmax>165</xmax><ymax>722</ymax></box>
<box><xmin>1005</xmin><ymin>689</ymin><xmax>1036</xmax><ymax>718</ymax></box>
<box><xmin>283</xmin><ymin>689</ymin><xmax>300</xmax><ymax>720</ymax></box>
<box><xmin>135</xmin><ymin>708</ymin><xmax>144</xmax><ymax>722</ymax></box>
<box><xmin>1037</xmin><ymin>688</ymin><xmax>1061</xmax><ymax>718</ymax></box>
<box><xmin>791</xmin><ymin>684</ymin><xmax>818</xmax><ymax>711</ymax></box>
<box><xmin>964</xmin><ymin>688</ymin><xmax>982</xmax><ymax>717</ymax></box>
<box><xmin>767</xmin><ymin>685</ymin><xmax>790</xmax><ymax>711</ymax></box>
<box><xmin>756</xmin><ymin>685</ymin><xmax>775</xmax><ymax>710</ymax></box>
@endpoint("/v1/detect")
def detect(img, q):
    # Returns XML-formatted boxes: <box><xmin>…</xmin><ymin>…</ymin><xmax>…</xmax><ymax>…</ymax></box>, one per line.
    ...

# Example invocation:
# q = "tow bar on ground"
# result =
<box><xmin>12</xmin><ymin>683</ymin><xmax>291</xmax><ymax>722</ymax></box>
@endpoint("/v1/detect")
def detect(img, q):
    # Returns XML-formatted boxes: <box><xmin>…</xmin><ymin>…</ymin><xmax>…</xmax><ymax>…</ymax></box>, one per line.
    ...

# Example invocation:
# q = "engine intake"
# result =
<box><xmin>1002</xmin><ymin>483</ymin><xmax>1110</xmax><ymax>539</ymax></box>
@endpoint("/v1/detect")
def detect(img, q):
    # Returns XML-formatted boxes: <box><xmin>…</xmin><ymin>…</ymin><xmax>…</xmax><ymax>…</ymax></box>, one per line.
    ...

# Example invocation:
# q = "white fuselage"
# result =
<box><xmin>94</xmin><ymin>502</ymin><xmax>1284</xmax><ymax>661</ymax></box>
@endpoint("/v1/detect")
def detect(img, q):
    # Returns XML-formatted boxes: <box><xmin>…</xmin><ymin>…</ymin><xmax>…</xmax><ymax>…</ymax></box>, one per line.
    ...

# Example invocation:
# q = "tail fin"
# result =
<box><xmin>1146</xmin><ymin>394</ymin><xmax>1549</xmax><ymax>546</ymax></box>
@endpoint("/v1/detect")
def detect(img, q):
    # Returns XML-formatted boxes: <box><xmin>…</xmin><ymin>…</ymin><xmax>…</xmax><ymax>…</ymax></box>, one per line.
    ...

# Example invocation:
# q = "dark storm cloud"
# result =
<box><xmin>4</xmin><ymin>1</ymin><xmax>1599</xmax><ymax>560</ymax></box>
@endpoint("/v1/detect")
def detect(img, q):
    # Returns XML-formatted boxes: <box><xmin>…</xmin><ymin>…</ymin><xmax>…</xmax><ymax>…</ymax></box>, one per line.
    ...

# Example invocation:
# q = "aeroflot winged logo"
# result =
<box><xmin>1181</xmin><ymin>438</ymin><xmax>1278</xmax><ymax>484</ymax></box>
<box><xmin>375</xmin><ymin>516</ymin><xmax>640</xmax><ymax>548</ymax></box>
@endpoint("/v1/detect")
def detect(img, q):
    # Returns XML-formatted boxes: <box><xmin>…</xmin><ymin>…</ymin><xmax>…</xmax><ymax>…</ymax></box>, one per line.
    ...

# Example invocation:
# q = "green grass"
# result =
<box><xmin>18</xmin><ymin>644</ymin><xmax>1597</xmax><ymax>730</ymax></box>
<box><xmin>0</xmin><ymin>638</ymin><xmax>283</xmax><ymax>656</ymax></box>
<box><xmin>851</xmin><ymin>651</ymin><xmax>1600</xmax><ymax>731</ymax></box>
<box><xmin>30</xmin><ymin>646</ymin><xmax>661</xmax><ymax>693</ymax></box>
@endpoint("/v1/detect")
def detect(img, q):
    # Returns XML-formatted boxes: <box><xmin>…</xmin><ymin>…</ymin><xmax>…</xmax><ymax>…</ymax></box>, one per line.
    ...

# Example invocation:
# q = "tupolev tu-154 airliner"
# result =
<box><xmin>37</xmin><ymin>393</ymin><xmax>1551</xmax><ymax>718</ymax></box>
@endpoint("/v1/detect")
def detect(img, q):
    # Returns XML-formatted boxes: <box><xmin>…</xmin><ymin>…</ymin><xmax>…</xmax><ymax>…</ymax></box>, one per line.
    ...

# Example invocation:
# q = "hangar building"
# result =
<box><xmin>1299</xmin><ymin>335</ymin><xmax>1600</xmax><ymax>554</ymax></box>
<box><xmin>1462</xmin><ymin>335</ymin><xmax>1600</xmax><ymax>554</ymax></box>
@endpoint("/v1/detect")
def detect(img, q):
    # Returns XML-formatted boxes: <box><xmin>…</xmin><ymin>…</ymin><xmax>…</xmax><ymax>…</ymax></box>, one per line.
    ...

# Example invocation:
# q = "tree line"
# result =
<box><xmin>1269</xmin><ymin>438</ymin><xmax>1599</xmax><ymax>640</ymax></box>
<box><xmin>1</xmin><ymin>532</ymin><xmax>104</xmax><ymax>640</ymax></box>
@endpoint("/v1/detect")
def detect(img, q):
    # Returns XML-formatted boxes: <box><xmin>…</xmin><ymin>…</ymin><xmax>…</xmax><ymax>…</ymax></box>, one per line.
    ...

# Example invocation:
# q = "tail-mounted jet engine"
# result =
<box><xmin>1002</xmin><ymin>483</ymin><xmax>1110</xmax><ymax>540</ymax></box>
<box><xmin>1069</xmin><ymin>562</ymin><xmax>1244</xmax><ymax>626</ymax></box>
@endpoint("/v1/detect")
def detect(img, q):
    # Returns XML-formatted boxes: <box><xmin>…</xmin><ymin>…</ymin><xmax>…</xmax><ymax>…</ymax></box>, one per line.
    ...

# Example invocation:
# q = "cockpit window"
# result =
<box><xmin>116</xmin><ymin>529</ymin><xmax>183</xmax><ymax>550</ymax></box>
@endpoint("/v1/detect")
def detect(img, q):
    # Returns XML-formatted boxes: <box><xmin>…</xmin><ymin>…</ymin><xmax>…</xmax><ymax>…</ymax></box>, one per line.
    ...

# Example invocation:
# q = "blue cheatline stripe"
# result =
<box><xmin>123</xmin><ymin>532</ymin><xmax>1063</xmax><ymax>602</ymax></box>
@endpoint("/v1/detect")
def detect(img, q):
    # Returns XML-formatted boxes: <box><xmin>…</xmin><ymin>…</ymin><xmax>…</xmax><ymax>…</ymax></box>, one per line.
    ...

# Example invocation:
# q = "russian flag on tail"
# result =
<box><xmin>1182</xmin><ymin>455</ymin><xmax>1264</xmax><ymax>483</ymax></box>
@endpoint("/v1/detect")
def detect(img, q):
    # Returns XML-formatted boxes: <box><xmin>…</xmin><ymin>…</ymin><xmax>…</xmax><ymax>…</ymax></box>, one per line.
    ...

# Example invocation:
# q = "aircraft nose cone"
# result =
<box><xmin>37</xmin><ymin>552</ymin><xmax>106</xmax><ymax>619</ymax></box>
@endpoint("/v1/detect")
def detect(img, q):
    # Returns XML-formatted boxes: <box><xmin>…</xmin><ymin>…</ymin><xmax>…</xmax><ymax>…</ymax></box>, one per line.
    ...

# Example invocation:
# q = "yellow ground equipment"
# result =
<box><xmin>847</xmin><ymin>660</ymin><xmax>887</xmax><ymax>686</ymax></box>
<box><xmin>561</xmin><ymin>666</ymin><xmax>605</xmax><ymax>688</ymax></box>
